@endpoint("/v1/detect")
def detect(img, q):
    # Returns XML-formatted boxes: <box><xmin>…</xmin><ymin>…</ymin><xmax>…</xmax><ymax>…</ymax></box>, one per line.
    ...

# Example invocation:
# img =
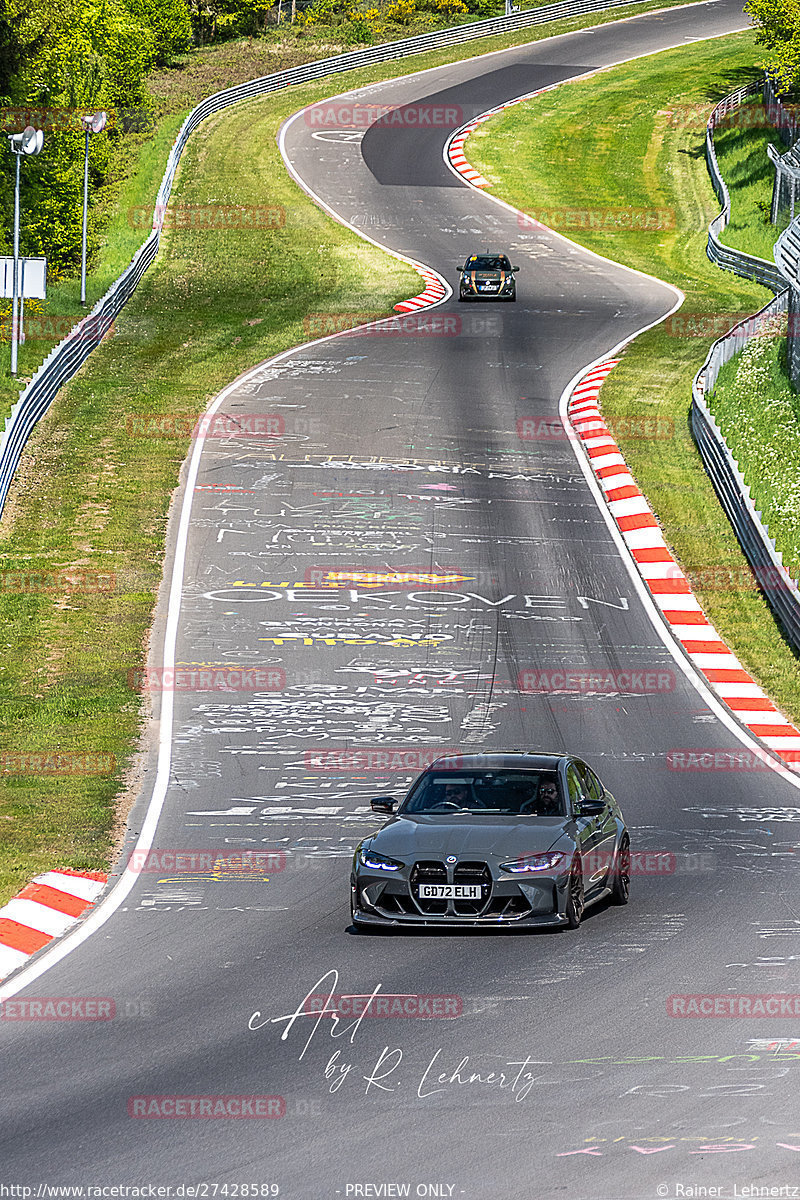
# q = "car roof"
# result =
<box><xmin>426</xmin><ymin>752</ymin><xmax>570</xmax><ymax>772</ymax></box>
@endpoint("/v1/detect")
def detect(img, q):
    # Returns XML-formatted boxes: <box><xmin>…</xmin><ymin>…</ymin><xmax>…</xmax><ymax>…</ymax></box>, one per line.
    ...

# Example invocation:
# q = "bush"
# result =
<box><xmin>341</xmin><ymin>14</ymin><xmax>374</xmax><ymax>39</ymax></box>
<box><xmin>124</xmin><ymin>0</ymin><xmax>191</xmax><ymax>64</ymax></box>
<box><xmin>463</xmin><ymin>0</ymin><xmax>498</xmax><ymax>13</ymax></box>
<box><xmin>302</xmin><ymin>0</ymin><xmax>352</xmax><ymax>23</ymax></box>
<box><xmin>384</xmin><ymin>0</ymin><xmax>415</xmax><ymax>21</ymax></box>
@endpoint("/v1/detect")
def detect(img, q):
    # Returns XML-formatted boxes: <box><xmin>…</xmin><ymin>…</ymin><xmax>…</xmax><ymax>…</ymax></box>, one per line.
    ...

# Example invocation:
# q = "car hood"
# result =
<box><xmin>466</xmin><ymin>269</ymin><xmax>506</xmax><ymax>281</ymax></box>
<box><xmin>368</xmin><ymin>815</ymin><xmax>572</xmax><ymax>859</ymax></box>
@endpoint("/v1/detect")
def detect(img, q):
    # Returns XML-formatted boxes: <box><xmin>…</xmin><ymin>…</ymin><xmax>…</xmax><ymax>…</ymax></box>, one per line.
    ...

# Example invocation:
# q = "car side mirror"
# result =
<box><xmin>512</xmin><ymin>266</ymin><xmax>520</xmax><ymax>272</ymax></box>
<box><xmin>371</xmin><ymin>796</ymin><xmax>396</xmax><ymax>814</ymax></box>
<box><xmin>579</xmin><ymin>799</ymin><xmax>606</xmax><ymax>817</ymax></box>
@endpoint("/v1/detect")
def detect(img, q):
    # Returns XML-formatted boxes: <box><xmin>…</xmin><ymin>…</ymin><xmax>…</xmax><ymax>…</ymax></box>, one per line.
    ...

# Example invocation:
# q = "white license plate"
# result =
<box><xmin>418</xmin><ymin>884</ymin><xmax>482</xmax><ymax>899</ymax></box>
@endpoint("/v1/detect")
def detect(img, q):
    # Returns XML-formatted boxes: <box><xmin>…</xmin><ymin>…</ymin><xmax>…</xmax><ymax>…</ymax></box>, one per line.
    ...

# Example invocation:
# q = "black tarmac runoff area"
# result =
<box><xmin>4</xmin><ymin>3</ymin><xmax>800</xmax><ymax>1198</ymax></box>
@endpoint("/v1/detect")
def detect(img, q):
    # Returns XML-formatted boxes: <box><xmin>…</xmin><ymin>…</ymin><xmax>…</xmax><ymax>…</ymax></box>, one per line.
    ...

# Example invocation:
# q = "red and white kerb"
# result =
<box><xmin>568</xmin><ymin>361</ymin><xmax>800</xmax><ymax>766</ymax></box>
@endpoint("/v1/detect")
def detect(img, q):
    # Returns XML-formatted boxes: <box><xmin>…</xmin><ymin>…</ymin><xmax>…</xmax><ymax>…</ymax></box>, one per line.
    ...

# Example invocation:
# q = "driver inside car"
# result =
<box><xmin>536</xmin><ymin>780</ymin><xmax>561</xmax><ymax>815</ymax></box>
<box><xmin>520</xmin><ymin>778</ymin><xmax>560</xmax><ymax>815</ymax></box>
<box><xmin>431</xmin><ymin>781</ymin><xmax>485</xmax><ymax>810</ymax></box>
<box><xmin>443</xmin><ymin>782</ymin><xmax>474</xmax><ymax>807</ymax></box>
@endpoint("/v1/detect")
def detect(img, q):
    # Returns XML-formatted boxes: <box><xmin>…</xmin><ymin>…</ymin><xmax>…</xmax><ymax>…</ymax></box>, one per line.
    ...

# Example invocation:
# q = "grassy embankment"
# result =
<box><xmin>706</xmin><ymin>101</ymin><xmax>800</xmax><ymax>582</ymax></box>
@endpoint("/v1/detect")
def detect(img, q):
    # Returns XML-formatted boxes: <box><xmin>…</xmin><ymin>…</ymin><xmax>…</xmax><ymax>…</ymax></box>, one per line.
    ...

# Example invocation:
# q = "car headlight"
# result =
<box><xmin>500</xmin><ymin>851</ymin><xmax>565</xmax><ymax>873</ymax></box>
<box><xmin>359</xmin><ymin>847</ymin><xmax>402</xmax><ymax>871</ymax></box>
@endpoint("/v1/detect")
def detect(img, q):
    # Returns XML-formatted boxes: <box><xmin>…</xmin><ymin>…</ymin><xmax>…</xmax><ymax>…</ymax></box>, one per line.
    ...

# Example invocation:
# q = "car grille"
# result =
<box><xmin>452</xmin><ymin>861</ymin><xmax>492</xmax><ymax>915</ymax></box>
<box><xmin>408</xmin><ymin>859</ymin><xmax>492</xmax><ymax>917</ymax></box>
<box><xmin>410</xmin><ymin>861</ymin><xmax>448</xmax><ymax>915</ymax></box>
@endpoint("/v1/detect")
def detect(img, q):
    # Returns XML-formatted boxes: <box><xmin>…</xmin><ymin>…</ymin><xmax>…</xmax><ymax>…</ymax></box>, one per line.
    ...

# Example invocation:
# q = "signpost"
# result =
<box><xmin>0</xmin><ymin>256</ymin><xmax>47</xmax><ymax>347</ymax></box>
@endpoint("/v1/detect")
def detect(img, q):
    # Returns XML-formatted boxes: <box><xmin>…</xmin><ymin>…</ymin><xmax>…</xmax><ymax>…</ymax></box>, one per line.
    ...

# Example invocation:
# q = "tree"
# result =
<box><xmin>124</xmin><ymin>0</ymin><xmax>191</xmax><ymax>65</ymax></box>
<box><xmin>0</xmin><ymin>0</ymin><xmax>157</xmax><ymax>275</ymax></box>
<box><xmin>745</xmin><ymin>0</ymin><xmax>800</xmax><ymax>88</ymax></box>
<box><xmin>0</xmin><ymin>0</ymin><xmax>50</xmax><ymax>99</ymax></box>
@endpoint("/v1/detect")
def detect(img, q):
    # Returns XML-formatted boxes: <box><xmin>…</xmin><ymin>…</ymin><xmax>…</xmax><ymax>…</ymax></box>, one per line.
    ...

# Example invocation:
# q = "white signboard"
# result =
<box><xmin>0</xmin><ymin>256</ymin><xmax>47</xmax><ymax>299</ymax></box>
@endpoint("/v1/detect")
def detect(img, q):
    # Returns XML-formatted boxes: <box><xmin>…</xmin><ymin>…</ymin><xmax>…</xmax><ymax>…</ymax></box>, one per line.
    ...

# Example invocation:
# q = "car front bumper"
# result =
<box><xmin>460</xmin><ymin>286</ymin><xmax>515</xmax><ymax>299</ymax></box>
<box><xmin>351</xmin><ymin>868</ymin><xmax>571</xmax><ymax>927</ymax></box>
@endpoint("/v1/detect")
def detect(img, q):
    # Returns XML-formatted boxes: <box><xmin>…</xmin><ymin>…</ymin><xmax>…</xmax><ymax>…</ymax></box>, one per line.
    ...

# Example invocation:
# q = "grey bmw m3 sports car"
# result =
<box><xmin>350</xmin><ymin>753</ymin><xmax>630</xmax><ymax>929</ymax></box>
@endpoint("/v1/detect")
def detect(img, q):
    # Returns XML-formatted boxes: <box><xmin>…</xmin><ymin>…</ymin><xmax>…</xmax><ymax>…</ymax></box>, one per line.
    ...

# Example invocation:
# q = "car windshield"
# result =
<box><xmin>401</xmin><ymin>770</ymin><xmax>564</xmax><ymax>816</ymax></box>
<box><xmin>464</xmin><ymin>256</ymin><xmax>510</xmax><ymax>271</ymax></box>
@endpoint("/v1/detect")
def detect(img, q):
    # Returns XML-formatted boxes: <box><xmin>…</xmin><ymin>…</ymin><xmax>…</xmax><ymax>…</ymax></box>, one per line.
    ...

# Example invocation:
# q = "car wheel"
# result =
<box><xmin>506</xmin><ymin>294</ymin><xmax>516</xmax><ymax>302</ymax></box>
<box><xmin>610</xmin><ymin>835</ymin><xmax>631</xmax><ymax>905</ymax></box>
<box><xmin>564</xmin><ymin>857</ymin><xmax>584</xmax><ymax>929</ymax></box>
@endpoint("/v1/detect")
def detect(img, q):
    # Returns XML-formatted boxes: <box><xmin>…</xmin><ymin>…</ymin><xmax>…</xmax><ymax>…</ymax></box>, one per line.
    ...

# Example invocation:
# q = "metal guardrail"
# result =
<box><xmin>764</xmin><ymin>76</ymin><xmax>800</xmax><ymax>225</ymax></box>
<box><xmin>0</xmin><ymin>0</ymin><xmax>672</xmax><ymax>521</ymax></box>
<box><xmin>690</xmin><ymin>292</ymin><xmax>800</xmax><ymax>653</ymax></box>
<box><xmin>775</xmin><ymin>214</ymin><xmax>800</xmax><ymax>281</ymax></box>
<box><xmin>692</xmin><ymin>84</ymin><xmax>800</xmax><ymax>653</ymax></box>
<box><xmin>774</xmin><ymin>215</ymin><xmax>800</xmax><ymax>384</ymax></box>
<box><xmin>705</xmin><ymin>81</ymin><xmax>789</xmax><ymax>292</ymax></box>
<box><xmin>767</xmin><ymin>141</ymin><xmax>800</xmax><ymax>226</ymax></box>
<box><xmin>764</xmin><ymin>75</ymin><xmax>799</xmax><ymax>149</ymax></box>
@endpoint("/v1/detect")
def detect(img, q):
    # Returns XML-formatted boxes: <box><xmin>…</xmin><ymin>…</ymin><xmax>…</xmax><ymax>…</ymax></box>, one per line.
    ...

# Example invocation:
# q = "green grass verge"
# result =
<box><xmin>708</xmin><ymin>322</ymin><xmax>800</xmax><ymax>579</ymax></box>
<box><xmin>713</xmin><ymin>95</ymin><xmax>788</xmax><ymax>260</ymax></box>
<box><xmin>467</xmin><ymin>29</ymin><xmax>800</xmax><ymax>723</ymax></box>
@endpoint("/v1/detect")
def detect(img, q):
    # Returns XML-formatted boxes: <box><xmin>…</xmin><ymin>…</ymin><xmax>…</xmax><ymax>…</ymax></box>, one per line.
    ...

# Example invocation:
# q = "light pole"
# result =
<box><xmin>7</xmin><ymin>125</ymin><xmax>44</xmax><ymax>377</ymax></box>
<box><xmin>80</xmin><ymin>112</ymin><xmax>106</xmax><ymax>307</ymax></box>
